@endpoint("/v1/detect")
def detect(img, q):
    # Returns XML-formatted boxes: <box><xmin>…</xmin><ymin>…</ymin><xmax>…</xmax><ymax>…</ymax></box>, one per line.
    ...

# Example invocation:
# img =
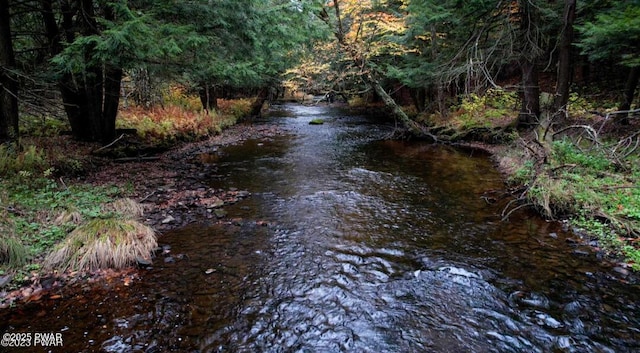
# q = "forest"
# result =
<box><xmin>1</xmin><ymin>0</ymin><xmax>639</xmax><ymax>294</ymax></box>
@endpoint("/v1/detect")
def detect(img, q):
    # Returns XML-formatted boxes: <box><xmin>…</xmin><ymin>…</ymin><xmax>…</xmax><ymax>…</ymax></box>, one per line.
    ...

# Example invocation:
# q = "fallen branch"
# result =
<box><xmin>139</xmin><ymin>191</ymin><xmax>156</xmax><ymax>202</ymax></box>
<box><xmin>502</xmin><ymin>201</ymin><xmax>535</xmax><ymax>221</ymax></box>
<box><xmin>114</xmin><ymin>156</ymin><xmax>160</xmax><ymax>163</ymax></box>
<box><xmin>595</xmin><ymin>108</ymin><xmax>640</xmax><ymax>134</ymax></box>
<box><xmin>552</xmin><ymin>124</ymin><xmax>600</xmax><ymax>145</ymax></box>
<box><xmin>94</xmin><ymin>134</ymin><xmax>125</xmax><ymax>153</ymax></box>
<box><xmin>550</xmin><ymin>163</ymin><xmax>577</xmax><ymax>174</ymax></box>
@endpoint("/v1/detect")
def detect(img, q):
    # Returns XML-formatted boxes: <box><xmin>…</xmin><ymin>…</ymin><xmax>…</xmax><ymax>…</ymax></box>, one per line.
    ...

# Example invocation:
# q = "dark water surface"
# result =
<box><xmin>1</xmin><ymin>104</ymin><xmax>638</xmax><ymax>352</ymax></box>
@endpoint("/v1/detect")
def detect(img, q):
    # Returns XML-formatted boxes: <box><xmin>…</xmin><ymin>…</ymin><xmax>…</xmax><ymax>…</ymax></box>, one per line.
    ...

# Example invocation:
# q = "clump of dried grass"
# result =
<box><xmin>0</xmin><ymin>204</ymin><xmax>28</xmax><ymax>268</ymax></box>
<box><xmin>0</xmin><ymin>233</ymin><xmax>29</xmax><ymax>268</ymax></box>
<box><xmin>106</xmin><ymin>197</ymin><xmax>145</xmax><ymax>218</ymax></box>
<box><xmin>44</xmin><ymin>199</ymin><xmax>156</xmax><ymax>272</ymax></box>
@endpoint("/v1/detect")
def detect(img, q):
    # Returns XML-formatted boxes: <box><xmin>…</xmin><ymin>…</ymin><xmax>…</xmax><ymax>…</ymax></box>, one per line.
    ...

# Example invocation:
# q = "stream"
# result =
<box><xmin>1</xmin><ymin>103</ymin><xmax>639</xmax><ymax>352</ymax></box>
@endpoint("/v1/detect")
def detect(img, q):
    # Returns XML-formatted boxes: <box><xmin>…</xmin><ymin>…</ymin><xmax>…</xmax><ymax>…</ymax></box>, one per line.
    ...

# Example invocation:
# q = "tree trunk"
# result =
<box><xmin>618</xmin><ymin>66</ymin><xmax>640</xmax><ymax>124</ymax></box>
<box><xmin>41</xmin><ymin>0</ymin><xmax>122</xmax><ymax>142</ymax></box>
<box><xmin>553</xmin><ymin>0</ymin><xmax>576</xmax><ymax>120</ymax></box>
<box><xmin>199</xmin><ymin>84</ymin><xmax>218</xmax><ymax>113</ymax></box>
<box><xmin>519</xmin><ymin>59</ymin><xmax>540</xmax><ymax>128</ymax></box>
<box><xmin>0</xmin><ymin>0</ymin><xmax>19</xmax><ymax>145</ymax></box>
<box><xmin>410</xmin><ymin>87</ymin><xmax>426</xmax><ymax>113</ymax></box>
<box><xmin>59</xmin><ymin>65</ymin><xmax>122</xmax><ymax>143</ymax></box>
<box><xmin>248</xmin><ymin>88</ymin><xmax>269</xmax><ymax>119</ymax></box>
<box><xmin>368</xmin><ymin>74</ymin><xmax>433</xmax><ymax>139</ymax></box>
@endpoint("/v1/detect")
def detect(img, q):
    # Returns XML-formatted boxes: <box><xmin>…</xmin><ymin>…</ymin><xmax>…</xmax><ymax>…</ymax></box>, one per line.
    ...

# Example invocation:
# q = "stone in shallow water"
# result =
<box><xmin>136</xmin><ymin>257</ymin><xmax>153</xmax><ymax>267</ymax></box>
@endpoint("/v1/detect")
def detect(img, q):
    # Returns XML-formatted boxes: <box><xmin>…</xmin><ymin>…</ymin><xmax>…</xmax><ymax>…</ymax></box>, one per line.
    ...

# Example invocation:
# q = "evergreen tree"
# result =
<box><xmin>577</xmin><ymin>2</ymin><xmax>640</xmax><ymax>117</ymax></box>
<box><xmin>0</xmin><ymin>0</ymin><xmax>19</xmax><ymax>146</ymax></box>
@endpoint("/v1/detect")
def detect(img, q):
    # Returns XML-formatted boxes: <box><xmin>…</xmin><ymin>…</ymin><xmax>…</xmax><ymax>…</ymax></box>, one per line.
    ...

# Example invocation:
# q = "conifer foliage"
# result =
<box><xmin>1</xmin><ymin>0</ymin><xmax>323</xmax><ymax>142</ymax></box>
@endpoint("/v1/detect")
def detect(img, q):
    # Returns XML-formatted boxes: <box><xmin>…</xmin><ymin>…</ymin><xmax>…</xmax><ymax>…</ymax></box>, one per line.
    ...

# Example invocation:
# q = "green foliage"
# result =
<box><xmin>19</xmin><ymin>116</ymin><xmax>69</xmax><ymax>137</ymax></box>
<box><xmin>0</xmin><ymin>145</ymin><xmax>50</xmax><ymax>177</ymax></box>
<box><xmin>567</xmin><ymin>93</ymin><xmax>598</xmax><ymax>117</ymax></box>
<box><xmin>518</xmin><ymin>135</ymin><xmax>640</xmax><ymax>267</ymax></box>
<box><xmin>623</xmin><ymin>246</ymin><xmax>640</xmax><ymax>271</ymax></box>
<box><xmin>0</xmin><ymin>233</ymin><xmax>28</xmax><ymax>268</ymax></box>
<box><xmin>551</xmin><ymin>139</ymin><xmax>612</xmax><ymax>172</ymax></box>
<box><xmin>449</xmin><ymin>89</ymin><xmax>518</xmax><ymax>130</ymax></box>
<box><xmin>0</xmin><ymin>177</ymin><xmax>122</xmax><ymax>259</ymax></box>
<box><xmin>577</xmin><ymin>4</ymin><xmax>640</xmax><ymax>67</ymax></box>
<box><xmin>51</xmin><ymin>3</ymin><xmax>201</xmax><ymax>75</ymax></box>
<box><xmin>510</xmin><ymin>160</ymin><xmax>536</xmax><ymax>185</ymax></box>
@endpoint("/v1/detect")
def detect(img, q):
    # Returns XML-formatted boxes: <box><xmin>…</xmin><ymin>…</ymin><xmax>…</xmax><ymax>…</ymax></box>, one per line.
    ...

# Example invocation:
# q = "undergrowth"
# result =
<box><xmin>505</xmin><ymin>134</ymin><xmax>640</xmax><ymax>270</ymax></box>
<box><xmin>1</xmin><ymin>89</ymin><xmax>255</xmax><ymax>291</ymax></box>
<box><xmin>0</xmin><ymin>174</ymin><xmax>132</xmax><ymax>284</ymax></box>
<box><xmin>117</xmin><ymin>99</ymin><xmax>250</xmax><ymax>144</ymax></box>
<box><xmin>426</xmin><ymin>88</ymin><xmax>519</xmax><ymax>130</ymax></box>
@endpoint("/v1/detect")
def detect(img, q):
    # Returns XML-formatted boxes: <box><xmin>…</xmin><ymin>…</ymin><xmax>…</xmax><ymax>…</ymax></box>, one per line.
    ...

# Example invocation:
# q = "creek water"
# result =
<box><xmin>1</xmin><ymin>104</ymin><xmax>639</xmax><ymax>353</ymax></box>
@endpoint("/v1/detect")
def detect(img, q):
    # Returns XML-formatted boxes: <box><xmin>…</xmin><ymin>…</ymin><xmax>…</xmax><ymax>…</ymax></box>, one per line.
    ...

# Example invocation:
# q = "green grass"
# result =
<box><xmin>520</xmin><ymin>137</ymin><xmax>640</xmax><ymax>269</ymax></box>
<box><xmin>0</xmin><ymin>176</ymin><xmax>139</xmax><ymax>286</ymax></box>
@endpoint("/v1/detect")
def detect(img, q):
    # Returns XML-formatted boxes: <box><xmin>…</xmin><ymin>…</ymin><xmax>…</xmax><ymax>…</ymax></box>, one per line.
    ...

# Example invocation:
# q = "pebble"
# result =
<box><xmin>161</xmin><ymin>215</ymin><xmax>175</xmax><ymax>224</ymax></box>
<box><xmin>612</xmin><ymin>267</ymin><xmax>629</xmax><ymax>277</ymax></box>
<box><xmin>0</xmin><ymin>275</ymin><xmax>13</xmax><ymax>288</ymax></box>
<box><xmin>135</xmin><ymin>257</ymin><xmax>153</xmax><ymax>267</ymax></box>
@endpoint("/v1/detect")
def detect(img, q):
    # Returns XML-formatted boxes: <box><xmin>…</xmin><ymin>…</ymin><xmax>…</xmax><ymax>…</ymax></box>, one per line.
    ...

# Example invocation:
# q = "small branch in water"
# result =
<box><xmin>501</xmin><ymin>198</ymin><xmax>534</xmax><ymax>221</ymax></box>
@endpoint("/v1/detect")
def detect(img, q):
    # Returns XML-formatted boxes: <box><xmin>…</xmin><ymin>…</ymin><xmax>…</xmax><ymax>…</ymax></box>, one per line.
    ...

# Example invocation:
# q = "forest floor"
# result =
<box><xmin>0</xmin><ymin>122</ymin><xmax>288</xmax><ymax>307</ymax></box>
<box><xmin>83</xmin><ymin>123</ymin><xmax>288</xmax><ymax>231</ymax></box>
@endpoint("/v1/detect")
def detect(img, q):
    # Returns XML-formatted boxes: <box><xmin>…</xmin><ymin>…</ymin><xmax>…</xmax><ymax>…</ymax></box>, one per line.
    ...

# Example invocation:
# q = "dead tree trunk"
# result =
<box><xmin>553</xmin><ymin>0</ymin><xmax>576</xmax><ymax>121</ymax></box>
<box><xmin>368</xmin><ymin>74</ymin><xmax>430</xmax><ymax>138</ymax></box>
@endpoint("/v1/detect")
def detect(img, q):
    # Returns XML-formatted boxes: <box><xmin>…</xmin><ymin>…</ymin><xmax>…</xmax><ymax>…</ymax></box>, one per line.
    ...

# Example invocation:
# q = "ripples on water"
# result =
<box><xmin>1</xmin><ymin>104</ymin><xmax>638</xmax><ymax>352</ymax></box>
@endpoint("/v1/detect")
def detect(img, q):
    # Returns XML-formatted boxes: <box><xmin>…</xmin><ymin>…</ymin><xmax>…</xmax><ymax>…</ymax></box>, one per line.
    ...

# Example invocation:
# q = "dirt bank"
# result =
<box><xmin>0</xmin><ymin>123</ymin><xmax>288</xmax><ymax>308</ymax></box>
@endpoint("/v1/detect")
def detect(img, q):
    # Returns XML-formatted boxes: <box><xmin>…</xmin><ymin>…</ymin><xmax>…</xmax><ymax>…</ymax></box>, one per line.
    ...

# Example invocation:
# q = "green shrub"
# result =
<box><xmin>0</xmin><ymin>145</ymin><xmax>50</xmax><ymax>177</ymax></box>
<box><xmin>19</xmin><ymin>115</ymin><xmax>68</xmax><ymax>137</ymax></box>
<box><xmin>623</xmin><ymin>246</ymin><xmax>640</xmax><ymax>271</ymax></box>
<box><xmin>552</xmin><ymin>139</ymin><xmax>611</xmax><ymax>171</ymax></box>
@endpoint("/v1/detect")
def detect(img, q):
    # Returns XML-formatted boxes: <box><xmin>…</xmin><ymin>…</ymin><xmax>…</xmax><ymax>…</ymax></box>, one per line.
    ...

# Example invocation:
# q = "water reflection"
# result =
<box><xmin>1</xmin><ymin>104</ymin><xmax>638</xmax><ymax>352</ymax></box>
